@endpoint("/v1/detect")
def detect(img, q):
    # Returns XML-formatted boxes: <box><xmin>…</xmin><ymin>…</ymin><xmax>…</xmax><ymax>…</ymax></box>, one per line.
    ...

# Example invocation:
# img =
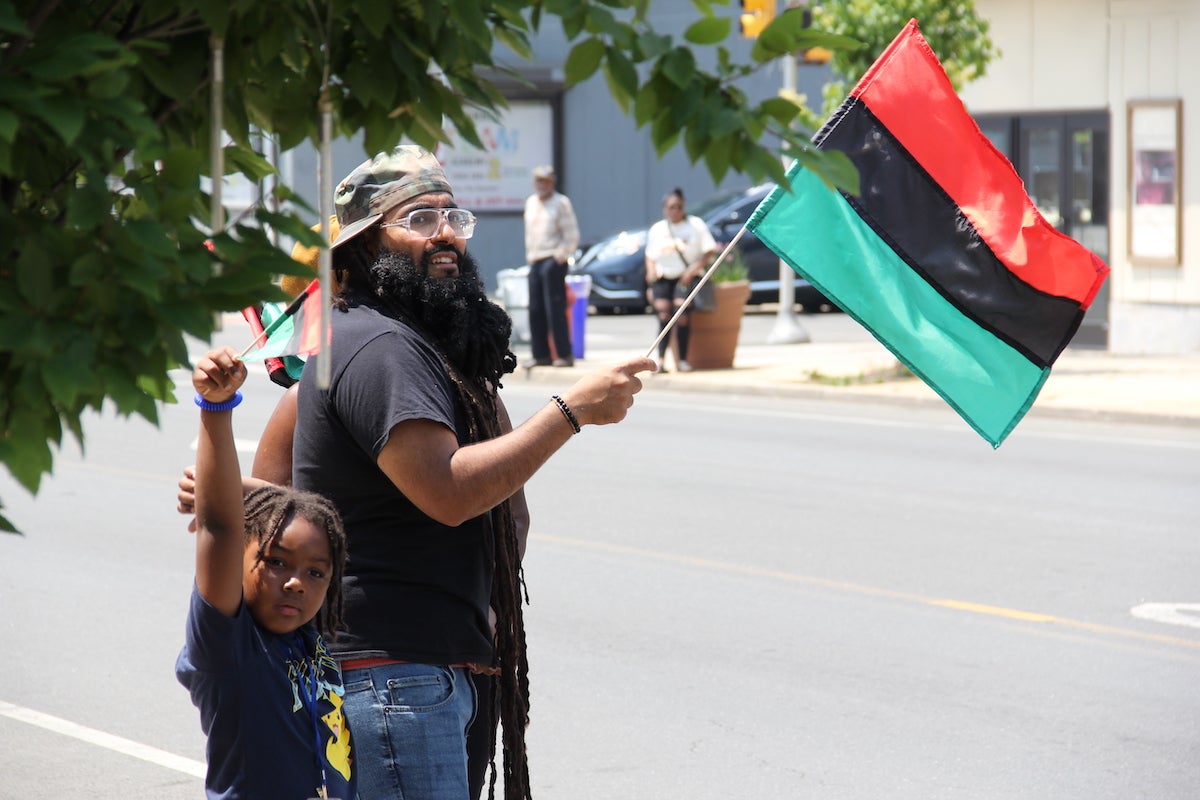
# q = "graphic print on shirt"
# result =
<box><xmin>284</xmin><ymin>636</ymin><xmax>353</xmax><ymax>781</ymax></box>
<box><xmin>322</xmin><ymin>691</ymin><xmax>352</xmax><ymax>780</ymax></box>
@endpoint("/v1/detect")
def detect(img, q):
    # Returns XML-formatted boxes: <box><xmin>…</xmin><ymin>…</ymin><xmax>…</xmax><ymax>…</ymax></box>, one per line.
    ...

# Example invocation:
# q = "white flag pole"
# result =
<box><xmin>316</xmin><ymin>90</ymin><xmax>333</xmax><ymax>389</ymax></box>
<box><xmin>314</xmin><ymin>1</ymin><xmax>334</xmax><ymax>389</ymax></box>
<box><xmin>209</xmin><ymin>36</ymin><xmax>225</xmax><ymax>331</ymax></box>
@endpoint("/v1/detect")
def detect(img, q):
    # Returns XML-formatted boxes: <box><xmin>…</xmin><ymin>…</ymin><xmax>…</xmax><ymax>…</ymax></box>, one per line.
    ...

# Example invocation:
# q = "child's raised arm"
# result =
<box><xmin>192</xmin><ymin>346</ymin><xmax>250</xmax><ymax>617</ymax></box>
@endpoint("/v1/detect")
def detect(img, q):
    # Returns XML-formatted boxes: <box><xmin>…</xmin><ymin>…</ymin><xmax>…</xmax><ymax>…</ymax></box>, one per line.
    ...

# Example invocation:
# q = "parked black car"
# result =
<box><xmin>570</xmin><ymin>184</ymin><xmax>832</xmax><ymax>314</ymax></box>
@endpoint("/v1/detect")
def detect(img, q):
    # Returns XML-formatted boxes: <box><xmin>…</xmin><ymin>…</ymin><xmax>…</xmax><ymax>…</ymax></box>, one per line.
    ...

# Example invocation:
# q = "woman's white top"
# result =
<box><xmin>645</xmin><ymin>215</ymin><xmax>717</xmax><ymax>280</ymax></box>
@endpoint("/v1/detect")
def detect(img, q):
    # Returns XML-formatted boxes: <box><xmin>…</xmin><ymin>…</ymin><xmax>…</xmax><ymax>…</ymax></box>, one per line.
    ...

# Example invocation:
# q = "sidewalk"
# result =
<box><xmin>509</xmin><ymin>328</ymin><xmax>1200</xmax><ymax>428</ymax></box>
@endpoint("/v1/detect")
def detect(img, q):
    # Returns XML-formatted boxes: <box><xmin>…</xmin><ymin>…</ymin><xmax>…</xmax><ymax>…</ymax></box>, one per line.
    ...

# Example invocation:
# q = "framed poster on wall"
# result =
<box><xmin>1127</xmin><ymin>99</ymin><xmax>1182</xmax><ymax>265</ymax></box>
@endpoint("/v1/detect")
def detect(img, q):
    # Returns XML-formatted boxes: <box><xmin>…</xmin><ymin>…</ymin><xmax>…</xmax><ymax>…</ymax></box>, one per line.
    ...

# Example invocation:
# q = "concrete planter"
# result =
<box><xmin>688</xmin><ymin>280</ymin><xmax>750</xmax><ymax>369</ymax></box>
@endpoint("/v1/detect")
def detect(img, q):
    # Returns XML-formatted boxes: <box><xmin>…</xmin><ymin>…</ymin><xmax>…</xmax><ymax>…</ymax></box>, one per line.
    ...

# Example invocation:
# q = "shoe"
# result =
<box><xmin>656</xmin><ymin>360</ymin><xmax>669</xmax><ymax>374</ymax></box>
<box><xmin>552</xmin><ymin>358</ymin><xmax>574</xmax><ymax>367</ymax></box>
<box><xmin>678</xmin><ymin>360</ymin><xmax>694</xmax><ymax>373</ymax></box>
<box><xmin>528</xmin><ymin>358</ymin><xmax>553</xmax><ymax>367</ymax></box>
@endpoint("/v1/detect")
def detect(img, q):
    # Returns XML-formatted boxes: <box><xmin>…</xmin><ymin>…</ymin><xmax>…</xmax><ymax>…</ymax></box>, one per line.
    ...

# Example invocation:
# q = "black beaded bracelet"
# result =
<box><xmin>551</xmin><ymin>394</ymin><xmax>581</xmax><ymax>434</ymax></box>
<box><xmin>194</xmin><ymin>390</ymin><xmax>243</xmax><ymax>412</ymax></box>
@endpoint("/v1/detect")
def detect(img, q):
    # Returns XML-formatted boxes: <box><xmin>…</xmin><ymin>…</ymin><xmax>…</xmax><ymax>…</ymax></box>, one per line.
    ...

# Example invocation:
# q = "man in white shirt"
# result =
<box><xmin>524</xmin><ymin>165</ymin><xmax>581</xmax><ymax>366</ymax></box>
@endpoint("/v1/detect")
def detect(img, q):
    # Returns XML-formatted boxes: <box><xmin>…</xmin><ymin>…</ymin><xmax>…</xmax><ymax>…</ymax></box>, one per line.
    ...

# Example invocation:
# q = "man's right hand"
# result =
<box><xmin>559</xmin><ymin>357</ymin><xmax>657</xmax><ymax>427</ymax></box>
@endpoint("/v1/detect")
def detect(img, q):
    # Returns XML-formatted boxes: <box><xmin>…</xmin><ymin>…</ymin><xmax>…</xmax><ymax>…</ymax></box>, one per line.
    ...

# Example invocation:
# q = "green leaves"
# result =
<box><xmin>0</xmin><ymin>0</ymin><xmax>873</xmax><ymax>532</ymax></box>
<box><xmin>565</xmin><ymin>37</ymin><xmax>606</xmax><ymax>85</ymax></box>
<box><xmin>25</xmin><ymin>93</ymin><xmax>86</xmax><ymax>145</ymax></box>
<box><xmin>684</xmin><ymin>15</ymin><xmax>730</xmax><ymax>45</ymax></box>
<box><xmin>813</xmin><ymin>0</ymin><xmax>998</xmax><ymax>105</ymax></box>
<box><xmin>751</xmin><ymin>8</ymin><xmax>863</xmax><ymax>63</ymax></box>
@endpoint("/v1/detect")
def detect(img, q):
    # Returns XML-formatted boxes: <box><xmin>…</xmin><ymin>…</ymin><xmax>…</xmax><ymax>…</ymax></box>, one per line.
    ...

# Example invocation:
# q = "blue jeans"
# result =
<box><xmin>342</xmin><ymin>663</ymin><xmax>477</xmax><ymax>800</ymax></box>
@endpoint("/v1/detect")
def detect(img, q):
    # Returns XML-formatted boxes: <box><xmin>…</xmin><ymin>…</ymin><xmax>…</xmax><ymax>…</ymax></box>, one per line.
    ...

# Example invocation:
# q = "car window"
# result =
<box><xmin>702</xmin><ymin>188</ymin><xmax>770</xmax><ymax>226</ymax></box>
<box><xmin>578</xmin><ymin>228</ymin><xmax>648</xmax><ymax>265</ymax></box>
<box><xmin>689</xmin><ymin>188</ymin><xmax>746</xmax><ymax>219</ymax></box>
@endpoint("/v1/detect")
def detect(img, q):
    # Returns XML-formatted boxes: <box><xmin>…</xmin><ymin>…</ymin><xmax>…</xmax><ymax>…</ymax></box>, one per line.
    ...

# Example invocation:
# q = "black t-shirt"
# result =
<box><xmin>293</xmin><ymin>297</ymin><xmax>493</xmax><ymax>664</ymax></box>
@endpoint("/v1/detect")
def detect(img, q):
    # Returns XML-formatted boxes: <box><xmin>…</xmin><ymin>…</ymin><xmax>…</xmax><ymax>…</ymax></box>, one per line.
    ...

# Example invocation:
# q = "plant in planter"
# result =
<box><xmin>688</xmin><ymin>251</ymin><xmax>752</xmax><ymax>369</ymax></box>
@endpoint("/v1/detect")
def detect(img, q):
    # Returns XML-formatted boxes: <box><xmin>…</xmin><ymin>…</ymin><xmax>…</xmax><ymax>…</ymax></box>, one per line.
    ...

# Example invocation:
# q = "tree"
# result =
<box><xmin>810</xmin><ymin>0</ymin><xmax>1000</xmax><ymax>119</ymax></box>
<box><xmin>0</xmin><ymin>0</ymin><xmax>859</xmax><ymax>531</ymax></box>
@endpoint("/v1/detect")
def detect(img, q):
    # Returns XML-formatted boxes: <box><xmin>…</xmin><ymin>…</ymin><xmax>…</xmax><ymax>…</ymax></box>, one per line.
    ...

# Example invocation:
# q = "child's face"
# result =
<box><xmin>243</xmin><ymin>516</ymin><xmax>333</xmax><ymax>635</ymax></box>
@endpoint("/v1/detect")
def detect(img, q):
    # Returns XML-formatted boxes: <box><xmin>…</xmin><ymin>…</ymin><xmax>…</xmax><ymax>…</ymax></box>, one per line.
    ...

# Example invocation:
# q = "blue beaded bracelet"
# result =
<box><xmin>194</xmin><ymin>391</ymin><xmax>243</xmax><ymax>412</ymax></box>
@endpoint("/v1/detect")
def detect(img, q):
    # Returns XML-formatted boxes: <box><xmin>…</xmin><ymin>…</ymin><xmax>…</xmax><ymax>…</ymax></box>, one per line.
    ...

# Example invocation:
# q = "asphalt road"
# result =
<box><xmin>1</xmin><ymin>327</ymin><xmax>1197</xmax><ymax>799</ymax></box>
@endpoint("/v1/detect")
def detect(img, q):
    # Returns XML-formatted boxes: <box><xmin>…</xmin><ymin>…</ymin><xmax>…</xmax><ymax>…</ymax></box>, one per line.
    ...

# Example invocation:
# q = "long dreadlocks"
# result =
<box><xmin>334</xmin><ymin>236</ymin><xmax>531</xmax><ymax>800</ymax></box>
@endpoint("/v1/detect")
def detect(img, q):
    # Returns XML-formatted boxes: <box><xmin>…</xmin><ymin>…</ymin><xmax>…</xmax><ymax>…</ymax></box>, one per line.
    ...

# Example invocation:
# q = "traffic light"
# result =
<box><xmin>802</xmin><ymin>46</ymin><xmax>833</xmax><ymax>64</ymax></box>
<box><xmin>740</xmin><ymin>0</ymin><xmax>775</xmax><ymax>39</ymax></box>
<box><xmin>799</xmin><ymin>4</ymin><xmax>832</xmax><ymax>63</ymax></box>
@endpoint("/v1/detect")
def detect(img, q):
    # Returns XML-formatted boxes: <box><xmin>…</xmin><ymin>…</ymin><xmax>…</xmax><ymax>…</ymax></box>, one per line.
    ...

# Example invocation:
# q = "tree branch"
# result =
<box><xmin>93</xmin><ymin>0</ymin><xmax>129</xmax><ymax>30</ymax></box>
<box><xmin>6</xmin><ymin>0</ymin><xmax>64</xmax><ymax>60</ymax></box>
<box><xmin>126</xmin><ymin>11</ymin><xmax>203</xmax><ymax>42</ymax></box>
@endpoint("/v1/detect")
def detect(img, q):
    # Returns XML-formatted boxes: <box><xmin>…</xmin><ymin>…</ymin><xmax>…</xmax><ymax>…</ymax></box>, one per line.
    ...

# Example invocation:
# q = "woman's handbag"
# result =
<box><xmin>678</xmin><ymin>276</ymin><xmax>716</xmax><ymax>312</ymax></box>
<box><xmin>674</xmin><ymin>242</ymin><xmax>716</xmax><ymax>312</ymax></box>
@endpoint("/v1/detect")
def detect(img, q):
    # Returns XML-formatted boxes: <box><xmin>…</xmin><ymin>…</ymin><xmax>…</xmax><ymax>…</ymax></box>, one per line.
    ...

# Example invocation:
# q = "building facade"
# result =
<box><xmin>962</xmin><ymin>0</ymin><xmax>1199</xmax><ymax>354</ymax></box>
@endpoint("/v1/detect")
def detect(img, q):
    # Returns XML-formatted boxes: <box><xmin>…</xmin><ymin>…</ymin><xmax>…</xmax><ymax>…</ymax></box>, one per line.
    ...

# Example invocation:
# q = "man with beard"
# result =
<box><xmin>292</xmin><ymin>146</ymin><xmax>654</xmax><ymax>800</ymax></box>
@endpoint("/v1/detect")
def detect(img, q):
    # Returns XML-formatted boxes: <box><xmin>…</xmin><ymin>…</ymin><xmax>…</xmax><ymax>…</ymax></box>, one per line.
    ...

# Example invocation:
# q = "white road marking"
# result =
<box><xmin>1131</xmin><ymin>603</ymin><xmax>1200</xmax><ymax>630</ymax></box>
<box><xmin>0</xmin><ymin>700</ymin><xmax>206</xmax><ymax>778</ymax></box>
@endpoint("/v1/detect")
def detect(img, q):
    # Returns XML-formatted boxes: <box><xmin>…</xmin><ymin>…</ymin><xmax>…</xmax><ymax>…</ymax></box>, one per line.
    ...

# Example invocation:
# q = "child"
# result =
<box><xmin>176</xmin><ymin>346</ymin><xmax>355</xmax><ymax>800</ymax></box>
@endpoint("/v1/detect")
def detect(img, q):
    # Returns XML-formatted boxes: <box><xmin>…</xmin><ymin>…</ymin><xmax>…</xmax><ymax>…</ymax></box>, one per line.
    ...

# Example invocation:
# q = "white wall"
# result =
<box><xmin>1107</xmin><ymin>0</ymin><xmax>1200</xmax><ymax>354</ymax></box>
<box><xmin>965</xmin><ymin>0</ymin><xmax>1200</xmax><ymax>354</ymax></box>
<box><xmin>960</xmin><ymin>0</ymin><xmax>1109</xmax><ymax>112</ymax></box>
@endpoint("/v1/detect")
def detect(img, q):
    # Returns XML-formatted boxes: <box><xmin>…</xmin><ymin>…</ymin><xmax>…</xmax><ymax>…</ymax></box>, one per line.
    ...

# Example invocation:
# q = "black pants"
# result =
<box><xmin>651</xmin><ymin>277</ymin><xmax>690</xmax><ymax>361</ymax></box>
<box><xmin>528</xmin><ymin>256</ymin><xmax>572</xmax><ymax>361</ymax></box>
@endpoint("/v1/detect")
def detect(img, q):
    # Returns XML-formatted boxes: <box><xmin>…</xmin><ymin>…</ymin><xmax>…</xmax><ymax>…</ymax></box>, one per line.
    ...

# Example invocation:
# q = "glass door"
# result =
<box><xmin>1013</xmin><ymin>113</ymin><xmax>1110</xmax><ymax>348</ymax></box>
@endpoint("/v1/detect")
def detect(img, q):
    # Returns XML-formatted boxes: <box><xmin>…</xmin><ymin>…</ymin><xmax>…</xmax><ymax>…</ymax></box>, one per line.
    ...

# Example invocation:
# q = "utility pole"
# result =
<box><xmin>767</xmin><ymin>4</ymin><xmax>810</xmax><ymax>345</ymax></box>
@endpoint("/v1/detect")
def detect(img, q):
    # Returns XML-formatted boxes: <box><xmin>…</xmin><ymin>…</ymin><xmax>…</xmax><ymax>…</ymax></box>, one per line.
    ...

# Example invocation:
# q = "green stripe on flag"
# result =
<box><xmin>251</xmin><ymin>313</ymin><xmax>299</xmax><ymax>361</ymax></box>
<box><xmin>749</xmin><ymin>166</ymin><xmax>1048</xmax><ymax>447</ymax></box>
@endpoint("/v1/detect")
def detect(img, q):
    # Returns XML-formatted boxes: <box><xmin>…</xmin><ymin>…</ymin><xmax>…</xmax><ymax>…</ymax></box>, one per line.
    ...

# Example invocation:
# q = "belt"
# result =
<box><xmin>340</xmin><ymin>657</ymin><xmax>500</xmax><ymax>677</ymax></box>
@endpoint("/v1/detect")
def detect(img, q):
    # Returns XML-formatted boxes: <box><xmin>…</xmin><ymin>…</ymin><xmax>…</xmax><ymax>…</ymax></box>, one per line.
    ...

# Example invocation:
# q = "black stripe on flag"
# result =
<box><xmin>818</xmin><ymin>98</ymin><xmax>1084</xmax><ymax>368</ymax></box>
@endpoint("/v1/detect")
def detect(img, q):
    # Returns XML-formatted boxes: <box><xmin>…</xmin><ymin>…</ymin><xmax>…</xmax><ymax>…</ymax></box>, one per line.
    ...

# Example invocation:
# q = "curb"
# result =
<box><xmin>507</xmin><ymin>356</ymin><xmax>1200</xmax><ymax>430</ymax></box>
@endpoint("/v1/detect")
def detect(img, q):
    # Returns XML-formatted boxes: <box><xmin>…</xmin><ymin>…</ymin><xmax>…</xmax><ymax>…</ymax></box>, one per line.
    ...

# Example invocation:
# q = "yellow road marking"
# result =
<box><xmin>534</xmin><ymin>533</ymin><xmax>1200</xmax><ymax>651</ymax></box>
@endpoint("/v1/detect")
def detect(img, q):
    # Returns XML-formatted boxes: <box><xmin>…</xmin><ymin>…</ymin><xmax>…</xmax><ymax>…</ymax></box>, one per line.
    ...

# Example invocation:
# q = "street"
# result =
<box><xmin>1</xmin><ymin>314</ymin><xmax>1197</xmax><ymax>798</ymax></box>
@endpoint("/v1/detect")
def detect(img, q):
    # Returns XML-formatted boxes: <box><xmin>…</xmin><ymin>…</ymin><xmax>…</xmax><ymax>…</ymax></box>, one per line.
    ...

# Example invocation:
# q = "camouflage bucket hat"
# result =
<box><xmin>332</xmin><ymin>146</ymin><xmax>452</xmax><ymax>249</ymax></box>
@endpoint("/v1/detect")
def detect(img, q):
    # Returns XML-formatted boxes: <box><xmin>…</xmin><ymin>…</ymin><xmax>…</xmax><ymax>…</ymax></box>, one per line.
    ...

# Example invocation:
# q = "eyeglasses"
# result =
<box><xmin>379</xmin><ymin>208</ymin><xmax>477</xmax><ymax>239</ymax></box>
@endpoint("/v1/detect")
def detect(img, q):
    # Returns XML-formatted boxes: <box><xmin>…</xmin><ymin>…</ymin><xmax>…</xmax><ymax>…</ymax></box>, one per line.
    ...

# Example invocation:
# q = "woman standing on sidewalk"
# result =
<box><xmin>644</xmin><ymin>187</ymin><xmax>717</xmax><ymax>372</ymax></box>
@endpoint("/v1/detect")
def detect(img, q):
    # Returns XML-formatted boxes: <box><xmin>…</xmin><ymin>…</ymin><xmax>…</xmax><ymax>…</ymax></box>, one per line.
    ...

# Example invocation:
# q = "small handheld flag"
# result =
<box><xmin>240</xmin><ymin>305</ymin><xmax>299</xmax><ymax>387</ymax></box>
<box><xmin>239</xmin><ymin>280</ymin><xmax>324</xmax><ymax>362</ymax></box>
<box><xmin>747</xmin><ymin>20</ymin><xmax>1109</xmax><ymax>447</ymax></box>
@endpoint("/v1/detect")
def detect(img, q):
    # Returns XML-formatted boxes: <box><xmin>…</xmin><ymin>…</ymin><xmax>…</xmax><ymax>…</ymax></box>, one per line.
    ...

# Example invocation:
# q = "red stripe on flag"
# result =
<box><xmin>848</xmin><ymin>20</ymin><xmax>1108</xmax><ymax>308</ymax></box>
<box><xmin>240</xmin><ymin>306</ymin><xmax>292</xmax><ymax>376</ymax></box>
<box><xmin>294</xmin><ymin>281</ymin><xmax>323</xmax><ymax>355</ymax></box>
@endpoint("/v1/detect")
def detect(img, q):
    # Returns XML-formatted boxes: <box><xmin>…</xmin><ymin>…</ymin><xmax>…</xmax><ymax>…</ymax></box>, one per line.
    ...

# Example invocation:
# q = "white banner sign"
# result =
<box><xmin>435</xmin><ymin>101</ymin><xmax>554</xmax><ymax>212</ymax></box>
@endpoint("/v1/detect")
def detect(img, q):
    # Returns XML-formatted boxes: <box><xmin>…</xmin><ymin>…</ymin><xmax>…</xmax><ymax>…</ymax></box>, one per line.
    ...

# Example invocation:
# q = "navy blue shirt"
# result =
<box><xmin>176</xmin><ymin>586</ymin><xmax>355</xmax><ymax>800</ymax></box>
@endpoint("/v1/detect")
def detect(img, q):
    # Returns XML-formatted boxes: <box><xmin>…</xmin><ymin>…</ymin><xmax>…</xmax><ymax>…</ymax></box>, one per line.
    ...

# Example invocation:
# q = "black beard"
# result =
<box><xmin>368</xmin><ymin>246</ymin><xmax>516</xmax><ymax>384</ymax></box>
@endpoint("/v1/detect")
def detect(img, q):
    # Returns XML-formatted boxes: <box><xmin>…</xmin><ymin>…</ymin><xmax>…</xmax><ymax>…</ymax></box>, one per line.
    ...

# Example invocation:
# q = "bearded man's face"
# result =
<box><xmin>369</xmin><ymin>240</ymin><xmax>513</xmax><ymax>382</ymax></box>
<box><xmin>375</xmin><ymin>192</ymin><xmax>465</xmax><ymax>280</ymax></box>
<box><xmin>369</xmin><ymin>244</ymin><xmax>487</xmax><ymax>320</ymax></box>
